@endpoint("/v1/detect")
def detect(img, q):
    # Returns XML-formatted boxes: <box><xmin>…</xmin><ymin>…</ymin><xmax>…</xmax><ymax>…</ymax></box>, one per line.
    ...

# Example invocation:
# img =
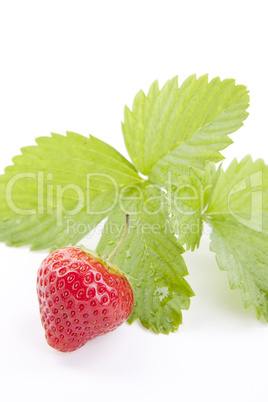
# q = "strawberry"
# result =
<box><xmin>37</xmin><ymin>219</ymin><xmax>134</xmax><ymax>352</ymax></box>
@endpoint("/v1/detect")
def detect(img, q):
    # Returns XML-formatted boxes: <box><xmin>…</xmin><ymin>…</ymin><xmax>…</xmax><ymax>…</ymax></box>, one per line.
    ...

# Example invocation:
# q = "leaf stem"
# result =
<box><xmin>106</xmin><ymin>214</ymin><xmax>130</xmax><ymax>264</ymax></box>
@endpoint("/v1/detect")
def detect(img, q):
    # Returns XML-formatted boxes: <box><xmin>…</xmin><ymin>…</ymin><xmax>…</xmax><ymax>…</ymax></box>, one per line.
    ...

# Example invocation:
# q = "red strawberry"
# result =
<box><xmin>37</xmin><ymin>245</ymin><xmax>134</xmax><ymax>352</ymax></box>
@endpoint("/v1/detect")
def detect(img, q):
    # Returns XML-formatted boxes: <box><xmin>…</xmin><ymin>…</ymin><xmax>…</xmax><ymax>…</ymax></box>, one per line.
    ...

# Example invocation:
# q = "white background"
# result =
<box><xmin>0</xmin><ymin>1</ymin><xmax>267</xmax><ymax>401</ymax></box>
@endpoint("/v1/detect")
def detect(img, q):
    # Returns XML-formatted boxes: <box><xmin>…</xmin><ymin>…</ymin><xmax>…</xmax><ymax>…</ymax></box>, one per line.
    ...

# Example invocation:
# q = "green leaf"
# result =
<box><xmin>122</xmin><ymin>75</ymin><xmax>249</xmax><ymax>185</ymax></box>
<box><xmin>167</xmin><ymin>162</ymin><xmax>217</xmax><ymax>251</ymax></box>
<box><xmin>208</xmin><ymin>219</ymin><xmax>268</xmax><ymax>320</ymax></box>
<box><xmin>0</xmin><ymin>132</ymin><xmax>143</xmax><ymax>249</ymax></box>
<box><xmin>0</xmin><ymin>191</ymin><xmax>114</xmax><ymax>250</ymax></box>
<box><xmin>205</xmin><ymin>156</ymin><xmax>268</xmax><ymax>320</ymax></box>
<box><xmin>97</xmin><ymin>183</ymin><xmax>194</xmax><ymax>333</ymax></box>
<box><xmin>206</xmin><ymin>156</ymin><xmax>268</xmax><ymax>234</ymax></box>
